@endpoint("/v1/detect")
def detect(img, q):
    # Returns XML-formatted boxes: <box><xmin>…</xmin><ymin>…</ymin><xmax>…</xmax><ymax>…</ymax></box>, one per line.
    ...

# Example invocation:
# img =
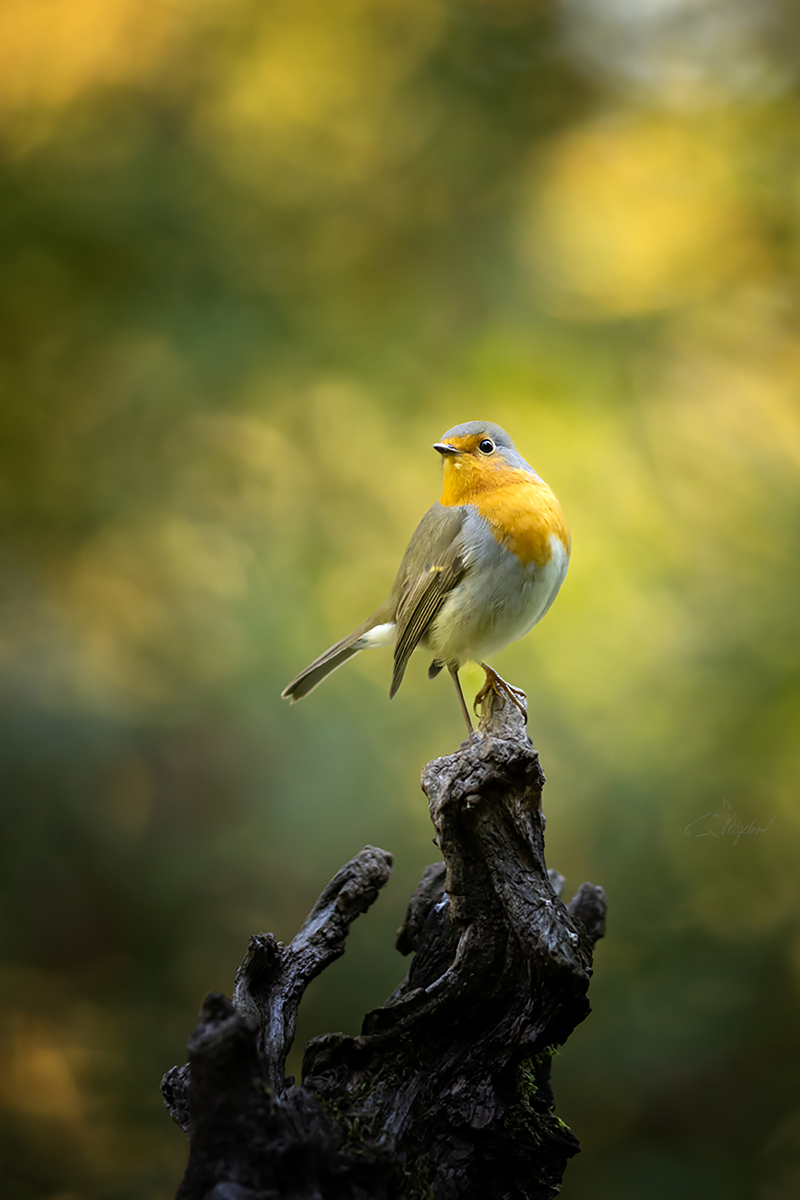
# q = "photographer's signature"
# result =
<box><xmin>685</xmin><ymin>797</ymin><xmax>775</xmax><ymax>844</ymax></box>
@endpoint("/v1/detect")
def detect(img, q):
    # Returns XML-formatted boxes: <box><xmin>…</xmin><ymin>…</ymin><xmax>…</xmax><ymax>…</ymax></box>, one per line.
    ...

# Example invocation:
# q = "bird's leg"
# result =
<box><xmin>449</xmin><ymin>666</ymin><xmax>475</xmax><ymax>738</ymax></box>
<box><xmin>474</xmin><ymin>662</ymin><xmax>527</xmax><ymax>719</ymax></box>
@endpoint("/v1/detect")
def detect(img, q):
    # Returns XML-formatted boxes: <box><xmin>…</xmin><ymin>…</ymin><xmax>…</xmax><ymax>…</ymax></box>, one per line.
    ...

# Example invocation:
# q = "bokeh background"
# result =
<box><xmin>2</xmin><ymin>1</ymin><xmax>799</xmax><ymax>1197</ymax></box>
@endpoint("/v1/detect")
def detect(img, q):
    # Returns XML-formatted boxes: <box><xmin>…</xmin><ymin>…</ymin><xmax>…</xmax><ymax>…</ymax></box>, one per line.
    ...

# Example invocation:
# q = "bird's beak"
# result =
<box><xmin>433</xmin><ymin>442</ymin><xmax>461</xmax><ymax>456</ymax></box>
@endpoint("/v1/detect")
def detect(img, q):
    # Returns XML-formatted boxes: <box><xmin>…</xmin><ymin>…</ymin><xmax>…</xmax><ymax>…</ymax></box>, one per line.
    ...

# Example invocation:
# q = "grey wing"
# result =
<box><xmin>389</xmin><ymin>505</ymin><xmax>467</xmax><ymax>698</ymax></box>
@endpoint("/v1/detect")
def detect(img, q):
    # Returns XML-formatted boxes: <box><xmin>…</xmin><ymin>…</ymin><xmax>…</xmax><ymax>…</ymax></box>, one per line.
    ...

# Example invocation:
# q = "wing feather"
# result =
<box><xmin>389</xmin><ymin>507</ymin><xmax>467</xmax><ymax>697</ymax></box>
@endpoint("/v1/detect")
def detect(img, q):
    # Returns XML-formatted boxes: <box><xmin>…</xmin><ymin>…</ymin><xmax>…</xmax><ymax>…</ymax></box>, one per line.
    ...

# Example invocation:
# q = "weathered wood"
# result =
<box><xmin>163</xmin><ymin>686</ymin><xmax>606</xmax><ymax>1199</ymax></box>
<box><xmin>162</xmin><ymin>845</ymin><xmax>393</xmax><ymax>1131</ymax></box>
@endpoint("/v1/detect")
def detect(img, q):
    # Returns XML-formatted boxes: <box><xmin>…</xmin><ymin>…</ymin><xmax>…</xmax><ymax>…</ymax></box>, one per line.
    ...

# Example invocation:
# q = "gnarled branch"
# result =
<box><xmin>164</xmin><ymin>686</ymin><xmax>606</xmax><ymax>1199</ymax></box>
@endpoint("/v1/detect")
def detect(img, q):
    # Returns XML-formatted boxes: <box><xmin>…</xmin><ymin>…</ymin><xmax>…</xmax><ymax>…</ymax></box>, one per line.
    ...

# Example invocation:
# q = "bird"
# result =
<box><xmin>281</xmin><ymin>421</ymin><xmax>570</xmax><ymax>735</ymax></box>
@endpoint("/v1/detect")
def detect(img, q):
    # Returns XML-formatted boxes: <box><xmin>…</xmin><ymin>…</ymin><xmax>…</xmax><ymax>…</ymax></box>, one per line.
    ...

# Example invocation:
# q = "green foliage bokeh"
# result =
<box><xmin>1</xmin><ymin>2</ymin><xmax>799</xmax><ymax>1197</ymax></box>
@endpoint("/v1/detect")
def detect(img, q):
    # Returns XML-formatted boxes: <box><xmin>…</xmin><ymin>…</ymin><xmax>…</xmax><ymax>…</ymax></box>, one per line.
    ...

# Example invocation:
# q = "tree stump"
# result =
<box><xmin>162</xmin><ymin>688</ymin><xmax>606</xmax><ymax>1199</ymax></box>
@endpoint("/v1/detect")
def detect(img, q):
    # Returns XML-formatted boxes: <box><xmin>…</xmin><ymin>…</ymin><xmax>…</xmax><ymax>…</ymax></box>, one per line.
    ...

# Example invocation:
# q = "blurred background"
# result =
<box><xmin>1</xmin><ymin>1</ymin><xmax>799</xmax><ymax>1197</ymax></box>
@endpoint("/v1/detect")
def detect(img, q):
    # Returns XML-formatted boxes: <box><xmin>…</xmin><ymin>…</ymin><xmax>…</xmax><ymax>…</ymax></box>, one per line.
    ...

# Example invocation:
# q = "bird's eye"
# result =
<box><xmin>478</xmin><ymin>438</ymin><xmax>495</xmax><ymax>454</ymax></box>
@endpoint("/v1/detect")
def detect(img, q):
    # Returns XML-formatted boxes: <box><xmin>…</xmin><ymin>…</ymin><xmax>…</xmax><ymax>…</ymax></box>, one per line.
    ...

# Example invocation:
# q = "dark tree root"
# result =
<box><xmin>163</xmin><ymin>688</ymin><xmax>606</xmax><ymax>1200</ymax></box>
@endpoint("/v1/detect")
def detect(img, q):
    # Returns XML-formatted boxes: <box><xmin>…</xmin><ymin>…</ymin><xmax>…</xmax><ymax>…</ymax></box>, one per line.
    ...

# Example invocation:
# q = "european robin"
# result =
<box><xmin>281</xmin><ymin>422</ymin><xmax>570</xmax><ymax>735</ymax></box>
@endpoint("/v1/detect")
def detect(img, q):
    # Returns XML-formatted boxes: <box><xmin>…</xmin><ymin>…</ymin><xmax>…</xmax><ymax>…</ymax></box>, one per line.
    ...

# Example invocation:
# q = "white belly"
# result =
<box><xmin>426</xmin><ymin>520</ymin><xmax>569</xmax><ymax>667</ymax></box>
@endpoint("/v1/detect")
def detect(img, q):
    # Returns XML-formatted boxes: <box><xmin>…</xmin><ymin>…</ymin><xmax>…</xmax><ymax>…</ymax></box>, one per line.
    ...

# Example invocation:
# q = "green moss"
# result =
<box><xmin>506</xmin><ymin>1049</ymin><xmax>573</xmax><ymax>1142</ymax></box>
<box><xmin>311</xmin><ymin>1085</ymin><xmax>433</xmax><ymax>1199</ymax></box>
<box><xmin>517</xmin><ymin>1056</ymin><xmax>540</xmax><ymax>1100</ymax></box>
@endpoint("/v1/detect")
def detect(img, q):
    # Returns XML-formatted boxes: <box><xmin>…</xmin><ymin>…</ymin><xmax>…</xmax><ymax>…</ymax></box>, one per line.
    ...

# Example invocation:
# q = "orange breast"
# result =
<box><xmin>440</xmin><ymin>460</ymin><xmax>570</xmax><ymax>567</ymax></box>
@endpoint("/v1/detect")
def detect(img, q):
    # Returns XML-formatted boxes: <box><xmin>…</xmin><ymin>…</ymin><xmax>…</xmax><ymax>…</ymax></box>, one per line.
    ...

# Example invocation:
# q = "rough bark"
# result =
<box><xmin>163</xmin><ymin>687</ymin><xmax>606</xmax><ymax>1200</ymax></box>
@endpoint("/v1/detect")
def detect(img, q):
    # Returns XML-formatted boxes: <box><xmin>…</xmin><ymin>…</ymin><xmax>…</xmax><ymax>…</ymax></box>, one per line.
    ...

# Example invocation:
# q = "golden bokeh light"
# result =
<box><xmin>523</xmin><ymin>117</ymin><xmax>762</xmax><ymax>316</ymax></box>
<box><xmin>1</xmin><ymin>1</ymin><xmax>799</xmax><ymax>1197</ymax></box>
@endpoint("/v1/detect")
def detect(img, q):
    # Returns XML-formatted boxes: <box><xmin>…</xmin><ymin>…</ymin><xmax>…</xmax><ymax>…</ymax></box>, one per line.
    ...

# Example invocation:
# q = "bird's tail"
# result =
<box><xmin>281</xmin><ymin>613</ymin><xmax>389</xmax><ymax>703</ymax></box>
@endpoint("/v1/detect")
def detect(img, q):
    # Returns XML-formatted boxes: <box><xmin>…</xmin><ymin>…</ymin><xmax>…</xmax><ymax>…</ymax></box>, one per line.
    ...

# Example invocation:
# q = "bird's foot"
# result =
<box><xmin>474</xmin><ymin>664</ymin><xmax>527</xmax><ymax>720</ymax></box>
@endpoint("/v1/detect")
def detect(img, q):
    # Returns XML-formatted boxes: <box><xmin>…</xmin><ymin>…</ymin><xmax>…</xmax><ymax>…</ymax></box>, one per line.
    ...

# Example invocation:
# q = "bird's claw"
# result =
<box><xmin>474</xmin><ymin>664</ymin><xmax>527</xmax><ymax>719</ymax></box>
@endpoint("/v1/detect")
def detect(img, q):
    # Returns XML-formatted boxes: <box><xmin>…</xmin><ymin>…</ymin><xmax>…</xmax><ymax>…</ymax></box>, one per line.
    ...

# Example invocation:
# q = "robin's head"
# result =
<box><xmin>434</xmin><ymin>421</ymin><xmax>537</xmax><ymax>504</ymax></box>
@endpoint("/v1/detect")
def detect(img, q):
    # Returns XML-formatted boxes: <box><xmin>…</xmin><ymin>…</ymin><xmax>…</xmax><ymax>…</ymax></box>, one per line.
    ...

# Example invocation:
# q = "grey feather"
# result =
<box><xmin>388</xmin><ymin>507</ymin><xmax>467</xmax><ymax>698</ymax></box>
<box><xmin>281</xmin><ymin>608</ymin><xmax>390</xmax><ymax>702</ymax></box>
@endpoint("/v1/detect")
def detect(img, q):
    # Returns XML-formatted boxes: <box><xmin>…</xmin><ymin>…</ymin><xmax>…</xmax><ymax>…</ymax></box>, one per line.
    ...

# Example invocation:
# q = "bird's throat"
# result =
<box><xmin>440</xmin><ymin>460</ymin><xmax>571</xmax><ymax>567</ymax></box>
